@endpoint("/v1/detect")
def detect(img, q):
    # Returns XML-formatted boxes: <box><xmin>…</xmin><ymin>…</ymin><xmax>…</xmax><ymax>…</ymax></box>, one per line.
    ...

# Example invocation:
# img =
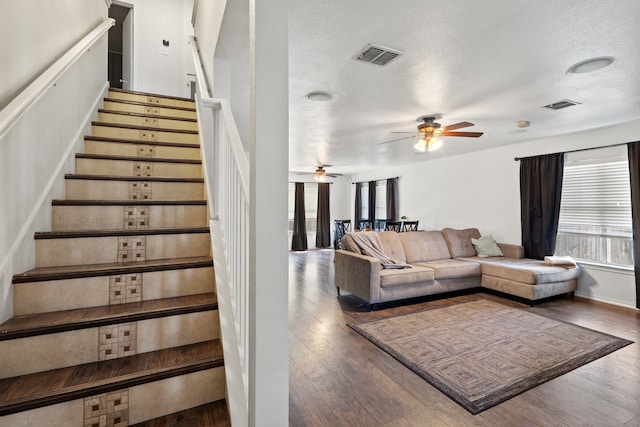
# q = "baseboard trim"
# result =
<box><xmin>574</xmin><ymin>291</ymin><xmax>637</xmax><ymax>310</ymax></box>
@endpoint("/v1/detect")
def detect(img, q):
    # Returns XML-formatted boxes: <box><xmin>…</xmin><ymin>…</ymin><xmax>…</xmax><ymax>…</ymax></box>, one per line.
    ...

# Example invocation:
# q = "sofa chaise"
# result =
<box><xmin>334</xmin><ymin>228</ymin><xmax>581</xmax><ymax>308</ymax></box>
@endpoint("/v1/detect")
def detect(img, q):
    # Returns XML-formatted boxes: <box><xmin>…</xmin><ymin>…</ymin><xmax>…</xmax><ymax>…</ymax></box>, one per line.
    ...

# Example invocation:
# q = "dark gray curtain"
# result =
<box><xmin>386</xmin><ymin>178</ymin><xmax>398</xmax><ymax>221</ymax></box>
<box><xmin>354</xmin><ymin>182</ymin><xmax>362</xmax><ymax>224</ymax></box>
<box><xmin>368</xmin><ymin>180</ymin><xmax>377</xmax><ymax>223</ymax></box>
<box><xmin>520</xmin><ymin>153</ymin><xmax>564</xmax><ymax>260</ymax></box>
<box><xmin>291</xmin><ymin>182</ymin><xmax>308</xmax><ymax>251</ymax></box>
<box><xmin>316</xmin><ymin>183</ymin><xmax>331</xmax><ymax>248</ymax></box>
<box><xmin>627</xmin><ymin>141</ymin><xmax>640</xmax><ymax>308</ymax></box>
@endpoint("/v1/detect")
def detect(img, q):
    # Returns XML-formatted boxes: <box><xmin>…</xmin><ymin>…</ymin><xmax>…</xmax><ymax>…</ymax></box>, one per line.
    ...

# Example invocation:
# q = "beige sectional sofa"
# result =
<box><xmin>334</xmin><ymin>228</ymin><xmax>581</xmax><ymax>308</ymax></box>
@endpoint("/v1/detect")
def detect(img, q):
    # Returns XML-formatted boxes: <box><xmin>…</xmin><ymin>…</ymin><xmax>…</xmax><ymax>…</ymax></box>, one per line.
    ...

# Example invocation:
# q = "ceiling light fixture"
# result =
<box><xmin>414</xmin><ymin>132</ymin><xmax>442</xmax><ymax>152</ymax></box>
<box><xmin>305</xmin><ymin>91</ymin><xmax>333</xmax><ymax>102</ymax></box>
<box><xmin>567</xmin><ymin>56</ymin><xmax>614</xmax><ymax>74</ymax></box>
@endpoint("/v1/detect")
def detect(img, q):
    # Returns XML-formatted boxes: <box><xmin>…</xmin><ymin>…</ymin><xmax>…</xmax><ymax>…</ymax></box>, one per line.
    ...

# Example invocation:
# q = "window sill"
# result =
<box><xmin>576</xmin><ymin>260</ymin><xmax>635</xmax><ymax>275</ymax></box>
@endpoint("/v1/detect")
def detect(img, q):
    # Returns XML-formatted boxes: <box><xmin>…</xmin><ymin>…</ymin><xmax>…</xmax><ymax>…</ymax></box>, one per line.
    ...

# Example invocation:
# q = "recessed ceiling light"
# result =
<box><xmin>305</xmin><ymin>91</ymin><xmax>332</xmax><ymax>102</ymax></box>
<box><xmin>567</xmin><ymin>56</ymin><xmax>615</xmax><ymax>74</ymax></box>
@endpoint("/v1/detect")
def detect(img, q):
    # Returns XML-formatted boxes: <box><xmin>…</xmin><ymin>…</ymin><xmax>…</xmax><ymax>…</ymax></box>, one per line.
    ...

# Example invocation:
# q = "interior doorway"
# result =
<box><xmin>108</xmin><ymin>2</ymin><xmax>133</xmax><ymax>90</ymax></box>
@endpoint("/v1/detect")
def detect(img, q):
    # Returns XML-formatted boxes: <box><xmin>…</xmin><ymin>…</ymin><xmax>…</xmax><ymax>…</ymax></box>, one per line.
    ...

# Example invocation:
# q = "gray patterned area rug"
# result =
<box><xmin>349</xmin><ymin>299</ymin><xmax>632</xmax><ymax>414</ymax></box>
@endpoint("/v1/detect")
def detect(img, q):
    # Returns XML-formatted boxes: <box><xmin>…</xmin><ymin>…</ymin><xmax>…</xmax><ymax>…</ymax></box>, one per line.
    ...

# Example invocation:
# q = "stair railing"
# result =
<box><xmin>189</xmin><ymin>36</ymin><xmax>250</xmax><ymax>426</ymax></box>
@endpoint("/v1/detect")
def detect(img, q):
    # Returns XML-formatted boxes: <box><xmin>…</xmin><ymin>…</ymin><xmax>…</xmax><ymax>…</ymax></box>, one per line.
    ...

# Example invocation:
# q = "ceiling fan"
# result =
<box><xmin>380</xmin><ymin>116</ymin><xmax>483</xmax><ymax>152</ymax></box>
<box><xmin>296</xmin><ymin>165</ymin><xmax>343</xmax><ymax>181</ymax></box>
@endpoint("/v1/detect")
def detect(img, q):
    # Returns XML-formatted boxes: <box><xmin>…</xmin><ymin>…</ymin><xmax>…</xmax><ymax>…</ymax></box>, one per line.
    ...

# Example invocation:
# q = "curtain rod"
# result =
<box><xmin>514</xmin><ymin>141</ymin><xmax>631</xmax><ymax>161</ymax></box>
<box><xmin>351</xmin><ymin>176</ymin><xmax>400</xmax><ymax>184</ymax></box>
<box><xmin>288</xmin><ymin>181</ymin><xmax>333</xmax><ymax>184</ymax></box>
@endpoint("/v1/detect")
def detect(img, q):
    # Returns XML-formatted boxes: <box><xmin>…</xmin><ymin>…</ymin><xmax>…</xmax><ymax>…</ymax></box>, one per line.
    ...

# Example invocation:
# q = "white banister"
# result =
<box><xmin>0</xmin><ymin>18</ymin><xmax>114</xmax><ymax>142</ymax></box>
<box><xmin>190</xmin><ymin>36</ymin><xmax>250</xmax><ymax>426</ymax></box>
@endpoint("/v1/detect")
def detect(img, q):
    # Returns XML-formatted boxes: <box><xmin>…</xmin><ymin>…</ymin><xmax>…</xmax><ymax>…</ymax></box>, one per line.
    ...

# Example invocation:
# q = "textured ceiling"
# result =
<box><xmin>288</xmin><ymin>0</ymin><xmax>640</xmax><ymax>175</ymax></box>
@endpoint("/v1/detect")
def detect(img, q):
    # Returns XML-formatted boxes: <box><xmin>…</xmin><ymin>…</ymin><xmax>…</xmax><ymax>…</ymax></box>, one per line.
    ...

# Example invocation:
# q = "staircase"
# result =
<box><xmin>0</xmin><ymin>88</ymin><xmax>231</xmax><ymax>426</ymax></box>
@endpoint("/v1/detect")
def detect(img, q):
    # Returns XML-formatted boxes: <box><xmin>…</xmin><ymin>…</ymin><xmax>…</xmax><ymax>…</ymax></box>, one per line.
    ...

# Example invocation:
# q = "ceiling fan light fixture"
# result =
<box><xmin>427</xmin><ymin>138</ymin><xmax>442</xmax><ymax>151</ymax></box>
<box><xmin>414</xmin><ymin>138</ymin><xmax>427</xmax><ymax>152</ymax></box>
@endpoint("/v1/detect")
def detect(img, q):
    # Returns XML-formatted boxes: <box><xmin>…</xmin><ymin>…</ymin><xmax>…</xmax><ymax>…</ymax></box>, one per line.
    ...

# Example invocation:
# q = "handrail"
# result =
<box><xmin>0</xmin><ymin>18</ymin><xmax>115</xmax><ymax>141</ymax></box>
<box><xmin>190</xmin><ymin>35</ymin><xmax>250</xmax><ymax>426</ymax></box>
<box><xmin>189</xmin><ymin>36</ymin><xmax>250</xmax><ymax>215</ymax></box>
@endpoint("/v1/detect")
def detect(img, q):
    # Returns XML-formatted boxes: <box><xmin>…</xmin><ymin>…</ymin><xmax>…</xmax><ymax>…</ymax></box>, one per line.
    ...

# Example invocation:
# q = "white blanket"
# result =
<box><xmin>544</xmin><ymin>255</ymin><xmax>578</xmax><ymax>268</ymax></box>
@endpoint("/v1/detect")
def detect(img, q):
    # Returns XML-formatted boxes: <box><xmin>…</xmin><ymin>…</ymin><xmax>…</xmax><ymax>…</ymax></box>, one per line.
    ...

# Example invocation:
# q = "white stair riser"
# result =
<box><xmin>92</xmin><ymin>124</ymin><xmax>199</xmax><ymax>145</ymax></box>
<box><xmin>103</xmin><ymin>100</ymin><xmax>197</xmax><ymax>119</ymax></box>
<box><xmin>107</xmin><ymin>91</ymin><xmax>195</xmax><ymax>109</ymax></box>
<box><xmin>52</xmin><ymin>205</ymin><xmax>207</xmax><ymax>231</ymax></box>
<box><xmin>84</xmin><ymin>140</ymin><xmax>200</xmax><ymax>160</ymax></box>
<box><xmin>0</xmin><ymin>311</ymin><xmax>219</xmax><ymax>378</ymax></box>
<box><xmin>13</xmin><ymin>267</ymin><xmax>214</xmax><ymax>315</ymax></box>
<box><xmin>35</xmin><ymin>233</ymin><xmax>211</xmax><ymax>268</ymax></box>
<box><xmin>75</xmin><ymin>158</ymin><xmax>202</xmax><ymax>178</ymax></box>
<box><xmin>0</xmin><ymin>368</ymin><xmax>225</xmax><ymax>427</ymax></box>
<box><xmin>65</xmin><ymin>180</ymin><xmax>205</xmax><ymax>201</ymax></box>
<box><xmin>98</xmin><ymin>111</ymin><xmax>198</xmax><ymax>131</ymax></box>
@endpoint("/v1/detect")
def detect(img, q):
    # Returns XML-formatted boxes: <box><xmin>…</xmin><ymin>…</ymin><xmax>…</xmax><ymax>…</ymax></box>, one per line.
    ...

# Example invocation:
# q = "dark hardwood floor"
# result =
<box><xmin>288</xmin><ymin>249</ymin><xmax>640</xmax><ymax>427</ymax></box>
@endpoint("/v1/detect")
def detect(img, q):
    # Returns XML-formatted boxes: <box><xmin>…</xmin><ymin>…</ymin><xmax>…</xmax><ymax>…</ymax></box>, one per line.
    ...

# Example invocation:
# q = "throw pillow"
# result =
<box><xmin>441</xmin><ymin>227</ymin><xmax>481</xmax><ymax>257</ymax></box>
<box><xmin>471</xmin><ymin>235</ymin><xmax>504</xmax><ymax>258</ymax></box>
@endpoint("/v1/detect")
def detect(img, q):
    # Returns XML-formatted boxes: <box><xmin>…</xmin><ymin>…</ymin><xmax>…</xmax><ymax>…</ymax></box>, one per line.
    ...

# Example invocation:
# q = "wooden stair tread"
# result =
<box><xmin>65</xmin><ymin>174</ymin><xmax>204</xmax><ymax>183</ymax></box>
<box><xmin>109</xmin><ymin>87</ymin><xmax>195</xmax><ymax>103</ymax></box>
<box><xmin>92</xmin><ymin>121</ymin><xmax>198</xmax><ymax>135</ymax></box>
<box><xmin>52</xmin><ymin>199</ymin><xmax>207</xmax><ymax>206</ymax></box>
<box><xmin>130</xmin><ymin>401</ymin><xmax>231</xmax><ymax>427</ymax></box>
<box><xmin>0</xmin><ymin>340</ymin><xmax>223</xmax><ymax>416</ymax></box>
<box><xmin>104</xmin><ymin>97</ymin><xmax>196</xmax><ymax>112</ymax></box>
<box><xmin>76</xmin><ymin>153</ymin><xmax>201</xmax><ymax>164</ymax></box>
<box><xmin>85</xmin><ymin>135</ymin><xmax>199</xmax><ymax>148</ymax></box>
<box><xmin>0</xmin><ymin>293</ymin><xmax>217</xmax><ymax>340</ymax></box>
<box><xmin>34</xmin><ymin>226</ymin><xmax>210</xmax><ymax>240</ymax></box>
<box><xmin>12</xmin><ymin>256</ymin><xmax>213</xmax><ymax>283</ymax></box>
<box><xmin>99</xmin><ymin>109</ymin><xmax>197</xmax><ymax>123</ymax></box>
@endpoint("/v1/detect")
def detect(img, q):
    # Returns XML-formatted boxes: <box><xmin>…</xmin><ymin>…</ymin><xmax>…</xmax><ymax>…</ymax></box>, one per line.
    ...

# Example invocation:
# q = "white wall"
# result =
<box><xmin>210</xmin><ymin>0</ymin><xmax>251</xmax><ymax>150</ymax></box>
<box><xmin>330</xmin><ymin>176</ymin><xmax>353</xmax><ymax>226</ymax></box>
<box><xmin>353</xmin><ymin>119</ymin><xmax>640</xmax><ymax>309</ymax></box>
<box><xmin>192</xmin><ymin>0</ymin><xmax>227</xmax><ymax>92</ymax></box>
<box><xmin>0</xmin><ymin>34</ymin><xmax>109</xmax><ymax>323</ymax></box>
<box><xmin>125</xmin><ymin>0</ymin><xmax>195</xmax><ymax>98</ymax></box>
<box><xmin>0</xmin><ymin>0</ymin><xmax>106</xmax><ymax>109</ymax></box>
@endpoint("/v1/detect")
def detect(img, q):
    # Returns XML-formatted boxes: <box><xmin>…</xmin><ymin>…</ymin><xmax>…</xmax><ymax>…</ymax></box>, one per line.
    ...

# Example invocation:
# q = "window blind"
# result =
<box><xmin>558</xmin><ymin>160</ymin><xmax>632</xmax><ymax>235</ymax></box>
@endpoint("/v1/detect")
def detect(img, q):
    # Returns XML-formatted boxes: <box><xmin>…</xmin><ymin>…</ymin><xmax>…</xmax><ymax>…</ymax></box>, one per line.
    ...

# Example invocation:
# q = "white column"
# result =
<box><xmin>248</xmin><ymin>0</ymin><xmax>289</xmax><ymax>426</ymax></box>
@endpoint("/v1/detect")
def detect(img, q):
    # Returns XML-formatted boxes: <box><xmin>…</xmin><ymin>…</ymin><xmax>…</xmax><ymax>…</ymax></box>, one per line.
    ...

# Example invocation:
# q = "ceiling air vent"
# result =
<box><xmin>355</xmin><ymin>44</ymin><xmax>403</xmax><ymax>67</ymax></box>
<box><xmin>543</xmin><ymin>99</ymin><xmax>581</xmax><ymax>110</ymax></box>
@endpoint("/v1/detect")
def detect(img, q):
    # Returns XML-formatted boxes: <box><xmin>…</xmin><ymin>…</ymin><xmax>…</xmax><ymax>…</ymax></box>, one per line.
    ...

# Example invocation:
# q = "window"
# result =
<box><xmin>360</xmin><ymin>183</ymin><xmax>369</xmax><ymax>220</ymax></box>
<box><xmin>555</xmin><ymin>148</ymin><xmax>633</xmax><ymax>267</ymax></box>
<box><xmin>375</xmin><ymin>182</ymin><xmax>386</xmax><ymax>220</ymax></box>
<box><xmin>359</xmin><ymin>181</ymin><xmax>386</xmax><ymax>220</ymax></box>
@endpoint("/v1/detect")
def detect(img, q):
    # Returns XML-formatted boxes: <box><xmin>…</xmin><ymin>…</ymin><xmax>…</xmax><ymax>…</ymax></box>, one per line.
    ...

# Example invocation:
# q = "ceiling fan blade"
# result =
<box><xmin>442</xmin><ymin>121</ymin><xmax>474</xmax><ymax>131</ymax></box>
<box><xmin>390</xmin><ymin>131</ymin><xmax>417</xmax><ymax>134</ymax></box>
<box><xmin>296</xmin><ymin>172</ymin><xmax>316</xmax><ymax>175</ymax></box>
<box><xmin>441</xmin><ymin>131</ymin><xmax>484</xmax><ymax>138</ymax></box>
<box><xmin>326</xmin><ymin>173</ymin><xmax>343</xmax><ymax>177</ymax></box>
<box><xmin>379</xmin><ymin>134</ymin><xmax>419</xmax><ymax>145</ymax></box>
